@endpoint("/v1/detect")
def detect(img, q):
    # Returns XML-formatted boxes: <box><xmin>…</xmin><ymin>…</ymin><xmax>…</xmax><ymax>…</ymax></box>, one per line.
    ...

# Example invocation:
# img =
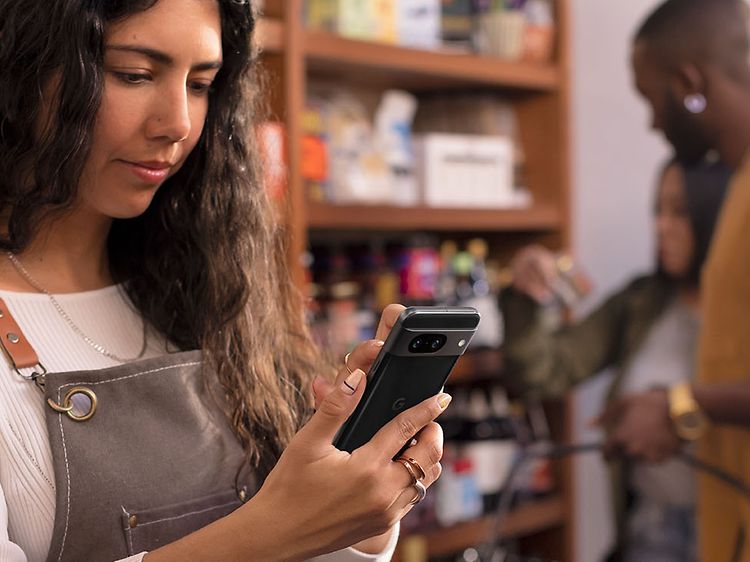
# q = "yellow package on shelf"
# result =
<box><xmin>305</xmin><ymin>0</ymin><xmax>338</xmax><ymax>33</ymax></box>
<box><xmin>310</xmin><ymin>0</ymin><xmax>397</xmax><ymax>44</ymax></box>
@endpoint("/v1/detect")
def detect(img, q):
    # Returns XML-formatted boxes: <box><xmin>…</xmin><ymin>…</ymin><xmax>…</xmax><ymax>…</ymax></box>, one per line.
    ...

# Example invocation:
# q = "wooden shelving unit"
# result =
<box><xmin>259</xmin><ymin>2</ymin><xmax>574</xmax><ymax>560</ymax></box>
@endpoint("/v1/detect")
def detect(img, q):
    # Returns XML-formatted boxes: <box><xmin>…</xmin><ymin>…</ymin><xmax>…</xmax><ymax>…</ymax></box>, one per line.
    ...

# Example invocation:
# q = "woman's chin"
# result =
<box><xmin>104</xmin><ymin>192</ymin><xmax>159</xmax><ymax>220</ymax></box>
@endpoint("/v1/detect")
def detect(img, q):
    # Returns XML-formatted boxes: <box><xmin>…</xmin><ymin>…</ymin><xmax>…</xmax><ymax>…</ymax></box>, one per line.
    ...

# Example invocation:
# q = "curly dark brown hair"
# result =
<box><xmin>0</xmin><ymin>0</ymin><xmax>321</xmax><ymax>474</ymax></box>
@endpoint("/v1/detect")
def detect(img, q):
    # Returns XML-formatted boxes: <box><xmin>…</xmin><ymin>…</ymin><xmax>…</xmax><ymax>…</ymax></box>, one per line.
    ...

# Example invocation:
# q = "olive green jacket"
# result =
<box><xmin>500</xmin><ymin>274</ymin><xmax>675</xmax><ymax>558</ymax></box>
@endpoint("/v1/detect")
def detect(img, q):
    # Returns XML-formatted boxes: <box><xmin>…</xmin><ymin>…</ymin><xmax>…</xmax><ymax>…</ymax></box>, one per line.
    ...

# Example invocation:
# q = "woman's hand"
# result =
<box><xmin>248</xmin><ymin>356</ymin><xmax>449</xmax><ymax>560</ymax></box>
<box><xmin>310</xmin><ymin>304</ymin><xmax>435</xmax><ymax>554</ymax></box>
<box><xmin>248</xmin><ymin>305</ymin><xmax>449</xmax><ymax>556</ymax></box>
<box><xmin>510</xmin><ymin>245</ymin><xmax>559</xmax><ymax>303</ymax></box>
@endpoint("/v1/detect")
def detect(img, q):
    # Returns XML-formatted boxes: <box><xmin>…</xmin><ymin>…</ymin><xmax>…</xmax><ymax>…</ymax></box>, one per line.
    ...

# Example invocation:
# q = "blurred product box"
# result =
<box><xmin>414</xmin><ymin>133</ymin><xmax>516</xmax><ymax>208</ymax></box>
<box><xmin>521</xmin><ymin>0</ymin><xmax>555</xmax><ymax>63</ymax></box>
<box><xmin>396</xmin><ymin>0</ymin><xmax>441</xmax><ymax>50</ymax></box>
<box><xmin>306</xmin><ymin>0</ymin><xmax>397</xmax><ymax>44</ymax></box>
<box><xmin>305</xmin><ymin>86</ymin><xmax>418</xmax><ymax>205</ymax></box>
<box><xmin>305</xmin><ymin>0</ymin><xmax>338</xmax><ymax>32</ymax></box>
<box><xmin>301</xmin><ymin>103</ymin><xmax>330</xmax><ymax>202</ymax></box>
<box><xmin>339</xmin><ymin>0</ymin><xmax>396</xmax><ymax>42</ymax></box>
<box><xmin>441</xmin><ymin>0</ymin><xmax>474</xmax><ymax>48</ymax></box>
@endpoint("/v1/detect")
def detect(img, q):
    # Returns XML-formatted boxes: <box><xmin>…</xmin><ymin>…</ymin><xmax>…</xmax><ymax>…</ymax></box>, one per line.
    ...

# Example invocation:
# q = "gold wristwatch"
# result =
<box><xmin>668</xmin><ymin>381</ymin><xmax>708</xmax><ymax>441</ymax></box>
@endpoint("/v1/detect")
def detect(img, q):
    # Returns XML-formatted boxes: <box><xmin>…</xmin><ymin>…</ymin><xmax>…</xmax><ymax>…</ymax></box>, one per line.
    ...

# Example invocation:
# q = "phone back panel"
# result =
<box><xmin>334</xmin><ymin>307</ymin><xmax>479</xmax><ymax>453</ymax></box>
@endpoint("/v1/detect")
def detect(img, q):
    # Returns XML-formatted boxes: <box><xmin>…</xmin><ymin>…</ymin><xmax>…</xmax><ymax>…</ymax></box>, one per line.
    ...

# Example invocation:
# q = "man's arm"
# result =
<box><xmin>599</xmin><ymin>380</ymin><xmax>750</xmax><ymax>463</ymax></box>
<box><xmin>694</xmin><ymin>381</ymin><xmax>750</xmax><ymax>426</ymax></box>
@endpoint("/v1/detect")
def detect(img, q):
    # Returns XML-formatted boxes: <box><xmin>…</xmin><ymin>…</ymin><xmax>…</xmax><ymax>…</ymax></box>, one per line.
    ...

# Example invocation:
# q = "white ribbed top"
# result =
<box><xmin>0</xmin><ymin>287</ymin><xmax>397</xmax><ymax>562</ymax></box>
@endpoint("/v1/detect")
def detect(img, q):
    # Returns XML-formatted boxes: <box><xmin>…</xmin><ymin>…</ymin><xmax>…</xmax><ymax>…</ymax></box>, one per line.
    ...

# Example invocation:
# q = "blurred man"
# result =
<box><xmin>602</xmin><ymin>0</ymin><xmax>750</xmax><ymax>560</ymax></box>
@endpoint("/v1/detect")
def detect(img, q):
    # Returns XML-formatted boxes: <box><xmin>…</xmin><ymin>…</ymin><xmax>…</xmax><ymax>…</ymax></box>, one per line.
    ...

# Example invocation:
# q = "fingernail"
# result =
<box><xmin>342</xmin><ymin>369</ymin><xmax>364</xmax><ymax>395</ymax></box>
<box><xmin>437</xmin><ymin>393</ymin><xmax>452</xmax><ymax>410</ymax></box>
<box><xmin>373</xmin><ymin>340</ymin><xmax>385</xmax><ymax>347</ymax></box>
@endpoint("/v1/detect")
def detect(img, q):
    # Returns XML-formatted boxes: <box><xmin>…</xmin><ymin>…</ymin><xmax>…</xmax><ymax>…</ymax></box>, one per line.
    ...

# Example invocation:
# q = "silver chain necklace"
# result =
<box><xmin>6</xmin><ymin>252</ymin><xmax>148</xmax><ymax>363</ymax></box>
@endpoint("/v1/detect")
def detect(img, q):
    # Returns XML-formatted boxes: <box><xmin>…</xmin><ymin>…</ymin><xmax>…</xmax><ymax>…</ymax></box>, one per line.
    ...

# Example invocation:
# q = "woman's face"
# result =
<box><xmin>77</xmin><ymin>0</ymin><xmax>223</xmax><ymax>219</ymax></box>
<box><xmin>656</xmin><ymin>163</ymin><xmax>695</xmax><ymax>278</ymax></box>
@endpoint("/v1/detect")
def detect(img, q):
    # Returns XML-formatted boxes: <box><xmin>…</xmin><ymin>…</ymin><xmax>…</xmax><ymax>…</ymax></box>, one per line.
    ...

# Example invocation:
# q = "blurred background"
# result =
<box><xmin>255</xmin><ymin>2</ymin><xmax>671</xmax><ymax>560</ymax></box>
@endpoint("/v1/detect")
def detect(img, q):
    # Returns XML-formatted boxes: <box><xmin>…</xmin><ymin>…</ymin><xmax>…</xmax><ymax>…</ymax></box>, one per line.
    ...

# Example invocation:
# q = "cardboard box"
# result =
<box><xmin>415</xmin><ymin>134</ymin><xmax>515</xmax><ymax>208</ymax></box>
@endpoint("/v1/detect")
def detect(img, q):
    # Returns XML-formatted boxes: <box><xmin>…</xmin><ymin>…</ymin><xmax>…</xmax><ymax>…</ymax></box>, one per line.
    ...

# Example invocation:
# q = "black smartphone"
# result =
<box><xmin>333</xmin><ymin>306</ymin><xmax>480</xmax><ymax>453</ymax></box>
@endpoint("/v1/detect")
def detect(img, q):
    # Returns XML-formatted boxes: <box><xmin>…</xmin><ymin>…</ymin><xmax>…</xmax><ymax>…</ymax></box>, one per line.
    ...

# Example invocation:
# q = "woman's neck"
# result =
<box><xmin>0</xmin><ymin>208</ymin><xmax>114</xmax><ymax>293</ymax></box>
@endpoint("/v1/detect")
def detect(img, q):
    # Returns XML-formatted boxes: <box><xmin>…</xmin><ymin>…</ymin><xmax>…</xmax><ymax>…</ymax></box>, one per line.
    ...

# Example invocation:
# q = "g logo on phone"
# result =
<box><xmin>391</xmin><ymin>397</ymin><xmax>406</xmax><ymax>411</ymax></box>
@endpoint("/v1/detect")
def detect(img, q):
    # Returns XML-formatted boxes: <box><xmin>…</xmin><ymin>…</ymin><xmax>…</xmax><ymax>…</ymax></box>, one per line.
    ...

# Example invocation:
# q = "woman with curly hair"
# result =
<box><xmin>0</xmin><ymin>1</ymin><xmax>448</xmax><ymax>560</ymax></box>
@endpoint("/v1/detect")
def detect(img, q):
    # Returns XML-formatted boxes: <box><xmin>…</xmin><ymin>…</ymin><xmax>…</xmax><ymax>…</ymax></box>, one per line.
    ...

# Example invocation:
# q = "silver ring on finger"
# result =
<box><xmin>409</xmin><ymin>480</ymin><xmax>427</xmax><ymax>505</ymax></box>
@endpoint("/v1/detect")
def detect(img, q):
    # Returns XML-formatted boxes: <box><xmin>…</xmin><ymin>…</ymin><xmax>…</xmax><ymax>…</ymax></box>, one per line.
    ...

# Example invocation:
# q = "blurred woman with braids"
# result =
<box><xmin>0</xmin><ymin>1</ymin><xmax>448</xmax><ymax>560</ymax></box>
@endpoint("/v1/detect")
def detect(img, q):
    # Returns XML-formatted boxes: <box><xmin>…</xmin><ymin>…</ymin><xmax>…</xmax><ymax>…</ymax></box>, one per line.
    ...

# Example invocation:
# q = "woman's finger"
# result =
<box><xmin>312</xmin><ymin>340</ymin><xmax>386</xmax><ymax>409</ymax></box>
<box><xmin>342</xmin><ymin>339</ymin><xmax>385</xmax><ymax>382</ymax></box>
<box><xmin>365</xmin><ymin>394</ymin><xmax>451</xmax><ymax>462</ymax></box>
<box><xmin>392</xmin><ymin>422</ymin><xmax>444</xmax><ymax>487</ymax></box>
<box><xmin>375</xmin><ymin>304</ymin><xmax>406</xmax><ymax>342</ymax></box>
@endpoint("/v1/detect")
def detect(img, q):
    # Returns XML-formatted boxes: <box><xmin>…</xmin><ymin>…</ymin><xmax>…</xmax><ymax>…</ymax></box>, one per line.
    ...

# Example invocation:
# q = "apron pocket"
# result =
<box><xmin>121</xmin><ymin>489</ymin><xmax>242</xmax><ymax>555</ymax></box>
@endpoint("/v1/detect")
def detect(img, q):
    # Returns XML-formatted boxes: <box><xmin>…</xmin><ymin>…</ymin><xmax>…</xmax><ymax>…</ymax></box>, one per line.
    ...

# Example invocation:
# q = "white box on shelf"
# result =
<box><xmin>397</xmin><ymin>0</ymin><xmax>441</xmax><ymax>50</ymax></box>
<box><xmin>415</xmin><ymin>133</ymin><xmax>515</xmax><ymax>208</ymax></box>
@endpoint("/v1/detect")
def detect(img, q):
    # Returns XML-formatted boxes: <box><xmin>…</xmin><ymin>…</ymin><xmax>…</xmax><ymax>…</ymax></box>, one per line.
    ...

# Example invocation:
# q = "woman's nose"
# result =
<box><xmin>146</xmin><ymin>87</ymin><xmax>191</xmax><ymax>143</ymax></box>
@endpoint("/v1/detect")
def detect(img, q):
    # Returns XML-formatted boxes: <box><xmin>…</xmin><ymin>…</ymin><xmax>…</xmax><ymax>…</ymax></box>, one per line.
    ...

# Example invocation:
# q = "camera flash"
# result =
<box><xmin>458</xmin><ymin>339</ymin><xmax>466</xmax><ymax>348</ymax></box>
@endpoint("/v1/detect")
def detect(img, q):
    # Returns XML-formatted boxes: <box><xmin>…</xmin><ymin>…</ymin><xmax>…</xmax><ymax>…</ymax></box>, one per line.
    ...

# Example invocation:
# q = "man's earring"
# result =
<box><xmin>684</xmin><ymin>93</ymin><xmax>707</xmax><ymax>114</ymax></box>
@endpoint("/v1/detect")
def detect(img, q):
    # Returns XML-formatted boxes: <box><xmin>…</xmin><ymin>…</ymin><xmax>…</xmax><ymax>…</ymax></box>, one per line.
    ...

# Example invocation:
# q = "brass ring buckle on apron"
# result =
<box><xmin>47</xmin><ymin>386</ymin><xmax>98</xmax><ymax>422</ymax></box>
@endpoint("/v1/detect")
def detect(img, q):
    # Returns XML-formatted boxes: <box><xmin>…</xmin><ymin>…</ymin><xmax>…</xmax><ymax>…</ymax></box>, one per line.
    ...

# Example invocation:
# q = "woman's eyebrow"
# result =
<box><xmin>106</xmin><ymin>44</ymin><xmax>222</xmax><ymax>71</ymax></box>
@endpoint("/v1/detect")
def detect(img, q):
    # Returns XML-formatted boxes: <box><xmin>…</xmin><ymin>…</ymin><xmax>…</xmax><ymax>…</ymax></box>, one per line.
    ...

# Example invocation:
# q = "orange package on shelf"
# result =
<box><xmin>301</xmin><ymin>135</ymin><xmax>328</xmax><ymax>182</ymax></box>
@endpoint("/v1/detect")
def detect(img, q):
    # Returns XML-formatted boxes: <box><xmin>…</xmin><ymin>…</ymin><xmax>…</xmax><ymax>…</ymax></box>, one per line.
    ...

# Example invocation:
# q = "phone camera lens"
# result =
<box><xmin>409</xmin><ymin>334</ymin><xmax>447</xmax><ymax>353</ymax></box>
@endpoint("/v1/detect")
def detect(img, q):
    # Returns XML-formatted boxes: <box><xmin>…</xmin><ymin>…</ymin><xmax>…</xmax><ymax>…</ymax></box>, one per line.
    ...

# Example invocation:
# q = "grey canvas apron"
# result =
<box><xmin>0</xmin><ymin>300</ymin><xmax>259</xmax><ymax>561</ymax></box>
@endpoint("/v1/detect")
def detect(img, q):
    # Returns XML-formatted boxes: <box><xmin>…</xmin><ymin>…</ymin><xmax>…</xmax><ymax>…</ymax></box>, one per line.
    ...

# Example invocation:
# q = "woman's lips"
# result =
<box><xmin>119</xmin><ymin>160</ymin><xmax>171</xmax><ymax>184</ymax></box>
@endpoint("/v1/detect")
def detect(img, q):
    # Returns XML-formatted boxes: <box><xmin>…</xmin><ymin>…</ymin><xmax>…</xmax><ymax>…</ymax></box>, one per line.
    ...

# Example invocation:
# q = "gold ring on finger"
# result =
<box><xmin>395</xmin><ymin>458</ymin><xmax>419</xmax><ymax>485</ymax></box>
<box><xmin>396</xmin><ymin>456</ymin><xmax>426</xmax><ymax>481</ymax></box>
<box><xmin>344</xmin><ymin>353</ymin><xmax>354</xmax><ymax>375</ymax></box>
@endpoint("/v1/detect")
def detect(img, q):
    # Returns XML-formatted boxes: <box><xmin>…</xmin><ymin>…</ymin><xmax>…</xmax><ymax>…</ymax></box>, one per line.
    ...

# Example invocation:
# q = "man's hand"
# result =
<box><xmin>597</xmin><ymin>389</ymin><xmax>681</xmax><ymax>463</ymax></box>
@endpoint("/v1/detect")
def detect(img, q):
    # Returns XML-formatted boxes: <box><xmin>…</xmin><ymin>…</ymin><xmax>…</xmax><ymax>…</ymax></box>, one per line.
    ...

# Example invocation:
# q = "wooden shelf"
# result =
<box><xmin>256</xmin><ymin>18</ymin><xmax>284</xmax><ymax>53</ymax></box>
<box><xmin>302</xmin><ymin>30</ymin><xmax>560</xmax><ymax>92</ymax></box>
<box><xmin>307</xmin><ymin>202</ymin><xmax>561</xmax><ymax>232</ymax></box>
<box><xmin>397</xmin><ymin>496</ymin><xmax>566</xmax><ymax>559</ymax></box>
<box><xmin>258</xmin><ymin>23</ymin><xmax>560</xmax><ymax>91</ymax></box>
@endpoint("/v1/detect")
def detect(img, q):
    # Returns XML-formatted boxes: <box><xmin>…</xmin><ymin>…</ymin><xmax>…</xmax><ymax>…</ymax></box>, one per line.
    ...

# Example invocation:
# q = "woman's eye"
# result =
<box><xmin>114</xmin><ymin>72</ymin><xmax>151</xmax><ymax>85</ymax></box>
<box><xmin>189</xmin><ymin>81</ymin><xmax>213</xmax><ymax>95</ymax></box>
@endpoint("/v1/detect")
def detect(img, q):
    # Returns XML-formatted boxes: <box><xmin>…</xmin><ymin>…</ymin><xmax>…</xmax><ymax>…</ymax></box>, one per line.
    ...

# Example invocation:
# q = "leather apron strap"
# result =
<box><xmin>0</xmin><ymin>297</ymin><xmax>46</xmax><ymax>385</ymax></box>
